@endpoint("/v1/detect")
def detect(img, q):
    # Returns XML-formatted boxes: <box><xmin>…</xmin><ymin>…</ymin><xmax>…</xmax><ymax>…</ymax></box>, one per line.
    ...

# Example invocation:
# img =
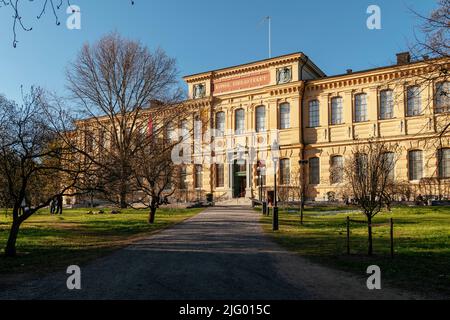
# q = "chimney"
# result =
<box><xmin>346</xmin><ymin>69</ymin><xmax>353</xmax><ymax>74</ymax></box>
<box><xmin>396</xmin><ymin>52</ymin><xmax>411</xmax><ymax>65</ymax></box>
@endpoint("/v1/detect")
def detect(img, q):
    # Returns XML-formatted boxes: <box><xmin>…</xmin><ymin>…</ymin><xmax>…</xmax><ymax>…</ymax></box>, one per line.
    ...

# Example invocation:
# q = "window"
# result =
<box><xmin>380</xmin><ymin>90</ymin><xmax>394</xmax><ymax>120</ymax></box>
<box><xmin>355</xmin><ymin>153</ymin><xmax>368</xmax><ymax>178</ymax></box>
<box><xmin>408</xmin><ymin>150</ymin><xmax>423</xmax><ymax>181</ymax></box>
<box><xmin>195</xmin><ymin>165</ymin><xmax>203</xmax><ymax>188</ymax></box>
<box><xmin>331</xmin><ymin>97</ymin><xmax>343</xmax><ymax>125</ymax></box>
<box><xmin>438</xmin><ymin>148</ymin><xmax>450</xmax><ymax>179</ymax></box>
<box><xmin>280</xmin><ymin>159</ymin><xmax>290</xmax><ymax>185</ymax></box>
<box><xmin>180</xmin><ymin>120</ymin><xmax>189</xmax><ymax>140</ymax></box>
<box><xmin>165</xmin><ymin>122</ymin><xmax>176</xmax><ymax>142</ymax></box>
<box><xmin>383</xmin><ymin>152</ymin><xmax>395</xmax><ymax>181</ymax></box>
<box><xmin>309</xmin><ymin>157</ymin><xmax>320</xmax><ymax>185</ymax></box>
<box><xmin>257</xmin><ymin>160</ymin><xmax>266</xmax><ymax>186</ymax></box>
<box><xmin>435</xmin><ymin>82</ymin><xmax>449</xmax><ymax>113</ymax></box>
<box><xmin>215</xmin><ymin>112</ymin><xmax>225</xmax><ymax>137</ymax></box>
<box><xmin>235</xmin><ymin>109</ymin><xmax>245</xmax><ymax>134</ymax></box>
<box><xmin>215</xmin><ymin>163</ymin><xmax>224</xmax><ymax>188</ymax></box>
<box><xmin>354</xmin><ymin>94</ymin><xmax>368</xmax><ymax>122</ymax></box>
<box><xmin>407</xmin><ymin>86</ymin><xmax>422</xmax><ymax>116</ymax></box>
<box><xmin>255</xmin><ymin>106</ymin><xmax>266</xmax><ymax>133</ymax></box>
<box><xmin>330</xmin><ymin>156</ymin><xmax>344</xmax><ymax>184</ymax></box>
<box><xmin>180</xmin><ymin>166</ymin><xmax>187</xmax><ymax>190</ymax></box>
<box><xmin>309</xmin><ymin>100</ymin><xmax>320</xmax><ymax>127</ymax></box>
<box><xmin>279</xmin><ymin>103</ymin><xmax>290</xmax><ymax>129</ymax></box>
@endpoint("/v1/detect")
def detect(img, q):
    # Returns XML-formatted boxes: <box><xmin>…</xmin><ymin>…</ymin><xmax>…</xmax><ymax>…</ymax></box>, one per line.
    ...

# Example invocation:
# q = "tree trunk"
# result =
<box><xmin>119</xmin><ymin>191</ymin><xmax>127</xmax><ymax>209</ymax></box>
<box><xmin>368</xmin><ymin>216</ymin><xmax>373</xmax><ymax>256</ymax></box>
<box><xmin>300</xmin><ymin>196</ymin><xmax>305</xmax><ymax>225</ymax></box>
<box><xmin>5</xmin><ymin>221</ymin><xmax>20</xmax><ymax>257</ymax></box>
<box><xmin>148</xmin><ymin>207</ymin><xmax>157</xmax><ymax>224</ymax></box>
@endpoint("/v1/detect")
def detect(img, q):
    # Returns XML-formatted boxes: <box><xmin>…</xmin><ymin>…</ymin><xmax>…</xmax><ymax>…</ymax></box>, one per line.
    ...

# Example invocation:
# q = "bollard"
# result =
<box><xmin>273</xmin><ymin>207</ymin><xmax>279</xmax><ymax>231</ymax></box>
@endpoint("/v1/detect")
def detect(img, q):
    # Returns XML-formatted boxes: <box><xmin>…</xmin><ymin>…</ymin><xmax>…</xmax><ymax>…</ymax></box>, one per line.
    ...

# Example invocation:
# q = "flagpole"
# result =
<box><xmin>268</xmin><ymin>16</ymin><xmax>272</xmax><ymax>58</ymax></box>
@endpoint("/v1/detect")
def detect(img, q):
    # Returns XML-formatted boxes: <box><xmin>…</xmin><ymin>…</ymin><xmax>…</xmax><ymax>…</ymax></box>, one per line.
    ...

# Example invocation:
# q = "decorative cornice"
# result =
<box><xmin>183</xmin><ymin>53</ymin><xmax>303</xmax><ymax>84</ymax></box>
<box><xmin>306</xmin><ymin>59</ymin><xmax>449</xmax><ymax>92</ymax></box>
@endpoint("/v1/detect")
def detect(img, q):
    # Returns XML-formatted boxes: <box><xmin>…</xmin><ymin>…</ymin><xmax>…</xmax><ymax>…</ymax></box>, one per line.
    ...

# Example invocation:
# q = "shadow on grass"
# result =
<box><xmin>261</xmin><ymin>208</ymin><xmax>450</xmax><ymax>298</ymax></box>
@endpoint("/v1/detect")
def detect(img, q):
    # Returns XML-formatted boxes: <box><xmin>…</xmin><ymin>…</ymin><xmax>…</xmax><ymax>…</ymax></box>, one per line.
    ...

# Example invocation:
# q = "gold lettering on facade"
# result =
<box><xmin>213</xmin><ymin>71</ymin><xmax>270</xmax><ymax>94</ymax></box>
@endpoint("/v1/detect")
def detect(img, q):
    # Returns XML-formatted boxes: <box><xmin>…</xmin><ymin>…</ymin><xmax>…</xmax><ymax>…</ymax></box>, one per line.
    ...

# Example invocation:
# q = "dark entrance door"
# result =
<box><xmin>233</xmin><ymin>161</ymin><xmax>247</xmax><ymax>198</ymax></box>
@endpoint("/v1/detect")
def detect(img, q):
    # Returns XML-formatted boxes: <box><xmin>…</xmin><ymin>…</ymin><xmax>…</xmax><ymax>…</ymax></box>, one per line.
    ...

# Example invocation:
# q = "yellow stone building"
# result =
<box><xmin>179</xmin><ymin>52</ymin><xmax>449</xmax><ymax>203</ymax></box>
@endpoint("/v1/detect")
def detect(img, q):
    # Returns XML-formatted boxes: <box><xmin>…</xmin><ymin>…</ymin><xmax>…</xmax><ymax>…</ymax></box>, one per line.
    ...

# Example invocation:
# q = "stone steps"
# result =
<box><xmin>215</xmin><ymin>198</ymin><xmax>252</xmax><ymax>207</ymax></box>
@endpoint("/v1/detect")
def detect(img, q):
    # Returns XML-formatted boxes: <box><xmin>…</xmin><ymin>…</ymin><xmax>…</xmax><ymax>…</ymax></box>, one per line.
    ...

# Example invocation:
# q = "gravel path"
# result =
<box><xmin>0</xmin><ymin>206</ymin><xmax>423</xmax><ymax>300</ymax></box>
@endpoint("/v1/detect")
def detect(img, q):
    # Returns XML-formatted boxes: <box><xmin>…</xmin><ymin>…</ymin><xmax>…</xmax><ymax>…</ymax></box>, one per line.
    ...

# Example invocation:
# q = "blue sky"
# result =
<box><xmin>0</xmin><ymin>0</ymin><xmax>438</xmax><ymax>102</ymax></box>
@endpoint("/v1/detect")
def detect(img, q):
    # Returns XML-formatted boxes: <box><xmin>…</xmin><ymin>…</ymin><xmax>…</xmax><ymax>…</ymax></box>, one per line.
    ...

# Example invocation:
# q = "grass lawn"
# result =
<box><xmin>0</xmin><ymin>207</ymin><xmax>203</xmax><ymax>277</ymax></box>
<box><xmin>260</xmin><ymin>205</ymin><xmax>450</xmax><ymax>298</ymax></box>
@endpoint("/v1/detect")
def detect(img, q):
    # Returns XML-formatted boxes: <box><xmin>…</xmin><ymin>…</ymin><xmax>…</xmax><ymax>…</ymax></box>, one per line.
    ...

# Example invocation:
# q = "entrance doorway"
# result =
<box><xmin>233</xmin><ymin>161</ymin><xmax>247</xmax><ymax>198</ymax></box>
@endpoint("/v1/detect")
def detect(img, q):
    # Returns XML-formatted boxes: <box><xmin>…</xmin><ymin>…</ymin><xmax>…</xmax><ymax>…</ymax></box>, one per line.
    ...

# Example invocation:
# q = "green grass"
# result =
<box><xmin>0</xmin><ymin>207</ymin><xmax>203</xmax><ymax>276</ymax></box>
<box><xmin>260</xmin><ymin>205</ymin><xmax>450</xmax><ymax>298</ymax></box>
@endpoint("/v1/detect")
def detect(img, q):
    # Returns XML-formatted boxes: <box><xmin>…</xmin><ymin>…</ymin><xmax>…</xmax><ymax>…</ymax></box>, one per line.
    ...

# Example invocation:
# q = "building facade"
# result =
<box><xmin>177</xmin><ymin>52</ymin><xmax>449</xmax><ymax>202</ymax></box>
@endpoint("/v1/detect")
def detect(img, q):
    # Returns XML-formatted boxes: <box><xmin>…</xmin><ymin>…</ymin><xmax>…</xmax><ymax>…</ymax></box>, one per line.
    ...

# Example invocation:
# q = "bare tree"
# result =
<box><xmin>66</xmin><ymin>33</ymin><xmax>182</xmax><ymax>208</ymax></box>
<box><xmin>0</xmin><ymin>88</ymin><xmax>86</xmax><ymax>257</ymax></box>
<box><xmin>131</xmin><ymin>110</ymin><xmax>183</xmax><ymax>223</ymax></box>
<box><xmin>0</xmin><ymin>0</ymin><xmax>135</xmax><ymax>47</ymax></box>
<box><xmin>343</xmin><ymin>140</ymin><xmax>398</xmax><ymax>256</ymax></box>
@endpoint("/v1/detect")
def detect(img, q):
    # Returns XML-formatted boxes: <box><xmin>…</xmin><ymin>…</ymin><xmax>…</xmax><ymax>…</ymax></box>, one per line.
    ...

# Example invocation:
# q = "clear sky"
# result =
<box><xmin>0</xmin><ymin>0</ymin><xmax>438</xmax><ymax>102</ymax></box>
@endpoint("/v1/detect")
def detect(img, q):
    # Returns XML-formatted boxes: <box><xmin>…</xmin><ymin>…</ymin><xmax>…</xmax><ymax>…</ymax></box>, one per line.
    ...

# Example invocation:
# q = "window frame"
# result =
<box><xmin>255</xmin><ymin>105</ymin><xmax>266</xmax><ymax>133</ymax></box>
<box><xmin>215</xmin><ymin>163</ymin><xmax>225</xmax><ymax>188</ymax></box>
<box><xmin>408</xmin><ymin>150</ymin><xmax>423</xmax><ymax>181</ymax></box>
<box><xmin>438</xmin><ymin>148</ymin><xmax>450</xmax><ymax>179</ymax></box>
<box><xmin>215</xmin><ymin>111</ymin><xmax>225</xmax><ymax>137</ymax></box>
<box><xmin>309</xmin><ymin>100</ymin><xmax>320</xmax><ymax>128</ymax></box>
<box><xmin>280</xmin><ymin>159</ymin><xmax>291</xmax><ymax>185</ymax></box>
<box><xmin>235</xmin><ymin>108</ymin><xmax>245</xmax><ymax>135</ymax></box>
<box><xmin>330</xmin><ymin>155</ymin><xmax>344</xmax><ymax>184</ymax></box>
<box><xmin>379</xmin><ymin>89</ymin><xmax>394</xmax><ymax>120</ymax></box>
<box><xmin>435</xmin><ymin>81</ymin><xmax>449</xmax><ymax>114</ymax></box>
<box><xmin>406</xmin><ymin>86</ymin><xmax>422</xmax><ymax>117</ymax></box>
<box><xmin>309</xmin><ymin>157</ymin><xmax>320</xmax><ymax>185</ymax></box>
<box><xmin>279</xmin><ymin>102</ymin><xmax>291</xmax><ymax>130</ymax></box>
<box><xmin>195</xmin><ymin>165</ymin><xmax>203</xmax><ymax>189</ymax></box>
<box><xmin>330</xmin><ymin>96</ymin><xmax>343</xmax><ymax>125</ymax></box>
<box><xmin>354</xmin><ymin>93</ymin><xmax>368</xmax><ymax>123</ymax></box>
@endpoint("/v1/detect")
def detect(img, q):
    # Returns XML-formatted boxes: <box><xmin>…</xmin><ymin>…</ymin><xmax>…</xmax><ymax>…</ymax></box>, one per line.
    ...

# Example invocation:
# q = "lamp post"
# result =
<box><xmin>272</xmin><ymin>157</ymin><xmax>279</xmax><ymax>231</ymax></box>
<box><xmin>257</xmin><ymin>165</ymin><xmax>262</xmax><ymax>202</ymax></box>
<box><xmin>298</xmin><ymin>159</ymin><xmax>309</xmax><ymax>225</ymax></box>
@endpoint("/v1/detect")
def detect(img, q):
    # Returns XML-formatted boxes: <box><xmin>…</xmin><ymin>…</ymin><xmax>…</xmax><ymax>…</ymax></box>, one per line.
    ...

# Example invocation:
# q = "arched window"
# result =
<box><xmin>279</xmin><ymin>103</ymin><xmax>290</xmax><ymax>129</ymax></box>
<box><xmin>235</xmin><ymin>109</ymin><xmax>245</xmax><ymax>134</ymax></box>
<box><xmin>280</xmin><ymin>159</ymin><xmax>290</xmax><ymax>185</ymax></box>
<box><xmin>380</xmin><ymin>90</ymin><xmax>394</xmax><ymax>119</ymax></box>
<box><xmin>215</xmin><ymin>112</ymin><xmax>225</xmax><ymax>137</ymax></box>
<box><xmin>331</xmin><ymin>97</ymin><xmax>343</xmax><ymax>125</ymax></box>
<box><xmin>435</xmin><ymin>82</ymin><xmax>449</xmax><ymax>113</ymax></box>
<box><xmin>355</xmin><ymin>153</ymin><xmax>368</xmax><ymax>178</ymax></box>
<box><xmin>383</xmin><ymin>152</ymin><xmax>395</xmax><ymax>181</ymax></box>
<box><xmin>330</xmin><ymin>156</ymin><xmax>344</xmax><ymax>184</ymax></box>
<box><xmin>438</xmin><ymin>148</ymin><xmax>450</xmax><ymax>179</ymax></box>
<box><xmin>255</xmin><ymin>106</ymin><xmax>266</xmax><ymax>133</ymax></box>
<box><xmin>309</xmin><ymin>100</ymin><xmax>320</xmax><ymax>127</ymax></box>
<box><xmin>408</xmin><ymin>150</ymin><xmax>423</xmax><ymax>181</ymax></box>
<box><xmin>309</xmin><ymin>157</ymin><xmax>320</xmax><ymax>185</ymax></box>
<box><xmin>355</xmin><ymin>94</ymin><xmax>368</xmax><ymax>122</ymax></box>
